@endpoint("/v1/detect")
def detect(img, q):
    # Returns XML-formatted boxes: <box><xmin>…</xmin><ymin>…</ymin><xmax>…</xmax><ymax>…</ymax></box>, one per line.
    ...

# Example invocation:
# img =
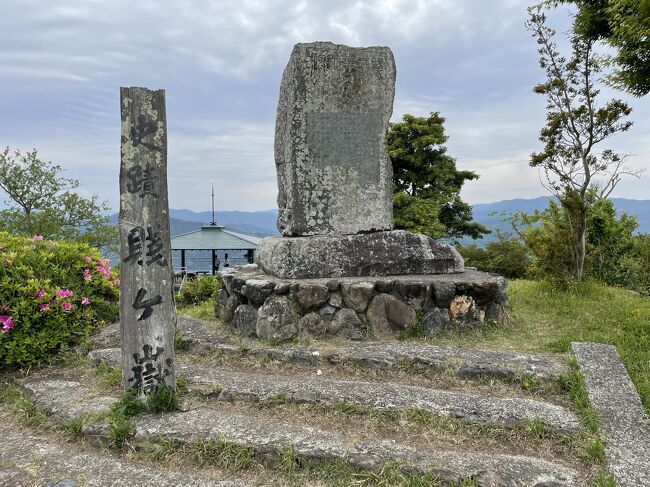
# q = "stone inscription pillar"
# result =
<box><xmin>119</xmin><ymin>87</ymin><xmax>176</xmax><ymax>396</ymax></box>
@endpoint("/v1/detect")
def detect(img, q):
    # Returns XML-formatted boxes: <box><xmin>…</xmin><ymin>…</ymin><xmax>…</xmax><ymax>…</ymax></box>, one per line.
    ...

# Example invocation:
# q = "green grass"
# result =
<box><xmin>177</xmin><ymin>301</ymin><xmax>216</xmax><ymax>321</ymax></box>
<box><xmin>427</xmin><ymin>279</ymin><xmax>650</xmax><ymax>414</ymax></box>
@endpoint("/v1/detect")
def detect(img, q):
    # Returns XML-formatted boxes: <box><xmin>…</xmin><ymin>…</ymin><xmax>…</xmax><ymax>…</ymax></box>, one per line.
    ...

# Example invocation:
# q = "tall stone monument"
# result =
<box><xmin>257</xmin><ymin>42</ymin><xmax>463</xmax><ymax>278</ymax></box>
<box><xmin>119</xmin><ymin>87</ymin><xmax>176</xmax><ymax>396</ymax></box>
<box><xmin>216</xmin><ymin>43</ymin><xmax>507</xmax><ymax>342</ymax></box>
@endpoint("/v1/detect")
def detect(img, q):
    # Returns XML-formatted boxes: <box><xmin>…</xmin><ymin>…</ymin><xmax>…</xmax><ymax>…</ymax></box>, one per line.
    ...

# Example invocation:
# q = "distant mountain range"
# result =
<box><xmin>109</xmin><ymin>197</ymin><xmax>650</xmax><ymax>245</ymax></box>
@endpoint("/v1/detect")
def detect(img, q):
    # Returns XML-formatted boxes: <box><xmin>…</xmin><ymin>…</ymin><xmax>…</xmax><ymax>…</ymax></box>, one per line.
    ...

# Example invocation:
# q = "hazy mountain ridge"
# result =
<box><xmin>109</xmin><ymin>198</ymin><xmax>649</xmax><ymax>242</ymax></box>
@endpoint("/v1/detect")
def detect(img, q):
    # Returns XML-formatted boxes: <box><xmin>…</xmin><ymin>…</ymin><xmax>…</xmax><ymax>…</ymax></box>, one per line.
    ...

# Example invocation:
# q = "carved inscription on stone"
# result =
<box><xmin>305</xmin><ymin>111</ymin><xmax>382</xmax><ymax>184</ymax></box>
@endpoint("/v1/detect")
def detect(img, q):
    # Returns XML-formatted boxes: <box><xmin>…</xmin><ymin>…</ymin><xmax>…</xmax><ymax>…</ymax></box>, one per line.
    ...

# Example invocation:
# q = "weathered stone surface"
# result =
<box><xmin>340</xmin><ymin>342</ymin><xmax>568</xmax><ymax>379</ymax></box>
<box><xmin>450</xmin><ymin>295</ymin><xmax>484</xmax><ymax>325</ymax></box>
<box><xmin>88</xmin><ymin>347</ymin><xmax>122</xmax><ymax>367</ymax></box>
<box><xmin>341</xmin><ymin>281</ymin><xmax>375</xmax><ymax>312</ymax></box>
<box><xmin>293</xmin><ymin>283</ymin><xmax>329</xmax><ymax>310</ymax></box>
<box><xmin>328</xmin><ymin>291</ymin><xmax>343</xmax><ymax>307</ymax></box>
<box><xmin>256</xmin><ymin>230</ymin><xmax>464</xmax><ymax>279</ymax></box>
<box><xmin>119</xmin><ymin>86</ymin><xmax>176</xmax><ymax>395</ymax></box>
<box><xmin>298</xmin><ymin>312</ymin><xmax>328</xmax><ymax>338</ymax></box>
<box><xmin>232</xmin><ymin>305</ymin><xmax>258</xmax><ymax>337</ymax></box>
<box><xmin>273</xmin><ymin>281</ymin><xmax>290</xmax><ymax>294</ymax></box>
<box><xmin>457</xmin><ymin>363</ymin><xmax>516</xmax><ymax>381</ymax></box>
<box><xmin>215</xmin><ymin>287</ymin><xmax>230</xmax><ymax>320</ymax></box>
<box><xmin>134</xmin><ymin>408</ymin><xmax>579</xmax><ymax>485</ymax></box>
<box><xmin>572</xmin><ymin>342</ymin><xmax>650</xmax><ymax>487</ymax></box>
<box><xmin>422</xmin><ymin>307</ymin><xmax>451</xmax><ymax>335</ymax></box>
<box><xmin>0</xmin><ymin>414</ymin><xmax>250</xmax><ymax>487</ymax></box>
<box><xmin>432</xmin><ymin>281</ymin><xmax>456</xmax><ymax>308</ymax></box>
<box><xmin>366</xmin><ymin>293</ymin><xmax>417</xmax><ymax>336</ymax></box>
<box><xmin>329</xmin><ymin>308</ymin><xmax>365</xmax><ymax>339</ymax></box>
<box><xmin>89</xmin><ymin>322</ymin><xmax>119</xmax><ymax>349</ymax></box>
<box><xmin>326</xmin><ymin>279</ymin><xmax>340</xmax><ymax>291</ymax></box>
<box><xmin>22</xmin><ymin>380</ymin><xmax>116</xmax><ymax>420</ymax></box>
<box><xmin>256</xmin><ymin>295</ymin><xmax>299</xmax><ymax>341</ymax></box>
<box><xmin>242</xmin><ymin>279</ymin><xmax>275</xmax><ymax>306</ymax></box>
<box><xmin>275</xmin><ymin>42</ymin><xmax>396</xmax><ymax>237</ymax></box>
<box><xmin>179</xmin><ymin>364</ymin><xmax>580</xmax><ymax>432</ymax></box>
<box><xmin>375</xmin><ymin>279</ymin><xmax>396</xmax><ymax>293</ymax></box>
<box><xmin>178</xmin><ymin>315</ymin><xmax>233</xmax><ymax>353</ymax></box>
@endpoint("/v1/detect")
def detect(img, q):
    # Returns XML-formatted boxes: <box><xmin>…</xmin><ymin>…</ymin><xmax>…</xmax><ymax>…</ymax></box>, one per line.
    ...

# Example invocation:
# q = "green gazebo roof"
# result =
<box><xmin>170</xmin><ymin>224</ymin><xmax>262</xmax><ymax>250</ymax></box>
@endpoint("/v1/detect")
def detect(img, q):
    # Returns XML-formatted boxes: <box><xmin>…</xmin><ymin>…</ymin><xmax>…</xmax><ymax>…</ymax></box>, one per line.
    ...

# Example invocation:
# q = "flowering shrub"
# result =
<box><xmin>0</xmin><ymin>231</ymin><xmax>119</xmax><ymax>367</ymax></box>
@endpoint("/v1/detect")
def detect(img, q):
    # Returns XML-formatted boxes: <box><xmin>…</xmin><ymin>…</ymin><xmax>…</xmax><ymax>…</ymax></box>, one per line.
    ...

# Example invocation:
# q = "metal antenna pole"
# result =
<box><xmin>211</xmin><ymin>184</ymin><xmax>215</xmax><ymax>225</ymax></box>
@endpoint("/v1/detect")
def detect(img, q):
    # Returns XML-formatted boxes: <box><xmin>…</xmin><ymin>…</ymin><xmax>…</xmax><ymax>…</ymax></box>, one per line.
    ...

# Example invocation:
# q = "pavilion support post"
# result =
<box><xmin>247</xmin><ymin>249</ymin><xmax>254</xmax><ymax>264</ymax></box>
<box><xmin>211</xmin><ymin>249</ymin><xmax>216</xmax><ymax>275</ymax></box>
<box><xmin>180</xmin><ymin>250</ymin><xmax>185</xmax><ymax>271</ymax></box>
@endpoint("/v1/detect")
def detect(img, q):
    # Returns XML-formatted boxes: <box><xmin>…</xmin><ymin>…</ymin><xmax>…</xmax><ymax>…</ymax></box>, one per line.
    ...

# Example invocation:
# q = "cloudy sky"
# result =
<box><xmin>1</xmin><ymin>0</ymin><xmax>648</xmax><ymax>213</ymax></box>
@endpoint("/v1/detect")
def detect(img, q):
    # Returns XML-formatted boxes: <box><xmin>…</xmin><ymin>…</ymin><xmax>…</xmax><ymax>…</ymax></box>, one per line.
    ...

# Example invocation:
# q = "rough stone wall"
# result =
<box><xmin>216</xmin><ymin>265</ymin><xmax>508</xmax><ymax>342</ymax></box>
<box><xmin>275</xmin><ymin>42</ymin><xmax>395</xmax><ymax>236</ymax></box>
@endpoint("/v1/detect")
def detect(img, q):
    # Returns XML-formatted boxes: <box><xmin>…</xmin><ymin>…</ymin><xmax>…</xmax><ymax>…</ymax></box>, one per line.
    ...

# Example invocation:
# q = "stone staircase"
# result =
<box><xmin>9</xmin><ymin>315</ymin><xmax>622</xmax><ymax>487</ymax></box>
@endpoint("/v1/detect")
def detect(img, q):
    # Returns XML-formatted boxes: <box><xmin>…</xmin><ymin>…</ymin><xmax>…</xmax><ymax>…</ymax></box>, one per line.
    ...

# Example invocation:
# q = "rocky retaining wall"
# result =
<box><xmin>215</xmin><ymin>265</ymin><xmax>508</xmax><ymax>342</ymax></box>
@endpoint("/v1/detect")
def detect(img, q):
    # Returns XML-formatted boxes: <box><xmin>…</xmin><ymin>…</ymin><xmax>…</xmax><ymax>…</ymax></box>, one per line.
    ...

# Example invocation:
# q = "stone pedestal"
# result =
<box><xmin>256</xmin><ymin>230</ymin><xmax>464</xmax><ymax>279</ymax></box>
<box><xmin>216</xmin><ymin>265</ymin><xmax>508</xmax><ymax>342</ymax></box>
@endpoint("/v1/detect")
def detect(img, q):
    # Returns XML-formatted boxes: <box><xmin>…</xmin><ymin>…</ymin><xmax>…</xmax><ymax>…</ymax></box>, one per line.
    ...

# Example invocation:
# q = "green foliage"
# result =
<box><xmin>111</xmin><ymin>384</ymin><xmax>179</xmax><ymax>419</ymax></box>
<box><xmin>176</xmin><ymin>275</ymin><xmax>221</xmax><ymax>306</ymax></box>
<box><xmin>568</xmin><ymin>0</ymin><xmax>650</xmax><ymax>96</ymax></box>
<box><xmin>0</xmin><ymin>147</ymin><xmax>116</xmax><ymax>248</ymax></box>
<box><xmin>511</xmin><ymin>198</ymin><xmax>649</xmax><ymax>293</ymax></box>
<box><xmin>593</xmin><ymin>472</ymin><xmax>617</xmax><ymax>487</ymax></box>
<box><xmin>387</xmin><ymin>113</ymin><xmax>488</xmax><ymax>240</ymax></box>
<box><xmin>558</xmin><ymin>359</ymin><xmax>600</xmax><ymax>433</ymax></box>
<box><xmin>108</xmin><ymin>417</ymin><xmax>135</xmax><ymax>450</ymax></box>
<box><xmin>186</xmin><ymin>437</ymin><xmax>257</xmax><ymax>470</ymax></box>
<box><xmin>458</xmin><ymin>232</ymin><xmax>531</xmax><ymax>278</ymax></box>
<box><xmin>0</xmin><ymin>231</ymin><xmax>119</xmax><ymax>368</ymax></box>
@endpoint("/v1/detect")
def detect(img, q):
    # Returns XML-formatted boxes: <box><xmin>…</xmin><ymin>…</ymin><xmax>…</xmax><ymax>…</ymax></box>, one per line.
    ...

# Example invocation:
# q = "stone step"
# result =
<box><xmin>572</xmin><ymin>342</ymin><xmax>650</xmax><ymax>487</ymax></box>
<box><xmin>0</xmin><ymin>412</ymin><xmax>252</xmax><ymax>487</ymax></box>
<box><xmin>18</xmin><ymin>378</ymin><xmax>583</xmax><ymax>485</ymax></box>
<box><xmin>179</xmin><ymin>363</ymin><xmax>580</xmax><ymax>432</ymax></box>
<box><xmin>133</xmin><ymin>408</ymin><xmax>580</xmax><ymax>486</ymax></box>
<box><xmin>91</xmin><ymin>316</ymin><xmax>568</xmax><ymax>381</ymax></box>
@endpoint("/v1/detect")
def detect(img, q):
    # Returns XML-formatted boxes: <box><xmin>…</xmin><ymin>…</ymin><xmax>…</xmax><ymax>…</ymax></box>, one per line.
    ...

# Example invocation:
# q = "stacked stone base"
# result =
<box><xmin>215</xmin><ymin>265</ymin><xmax>508</xmax><ymax>342</ymax></box>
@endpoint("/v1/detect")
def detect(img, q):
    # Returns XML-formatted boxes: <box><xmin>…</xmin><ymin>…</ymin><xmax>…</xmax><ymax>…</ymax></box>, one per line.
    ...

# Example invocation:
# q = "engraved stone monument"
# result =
<box><xmin>217</xmin><ymin>43</ymin><xmax>507</xmax><ymax>342</ymax></box>
<box><xmin>119</xmin><ymin>87</ymin><xmax>176</xmax><ymax>396</ymax></box>
<box><xmin>275</xmin><ymin>42</ymin><xmax>395</xmax><ymax>236</ymax></box>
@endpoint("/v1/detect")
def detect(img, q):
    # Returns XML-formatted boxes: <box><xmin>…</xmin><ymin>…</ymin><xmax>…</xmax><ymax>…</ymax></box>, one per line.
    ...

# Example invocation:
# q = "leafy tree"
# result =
<box><xmin>387</xmin><ymin>113</ymin><xmax>488</xmax><ymax>239</ymax></box>
<box><xmin>555</xmin><ymin>0</ymin><xmax>650</xmax><ymax>96</ymax></box>
<box><xmin>525</xmin><ymin>7</ymin><xmax>641</xmax><ymax>280</ymax></box>
<box><xmin>458</xmin><ymin>232</ymin><xmax>531</xmax><ymax>278</ymax></box>
<box><xmin>0</xmin><ymin>147</ymin><xmax>116</xmax><ymax>248</ymax></box>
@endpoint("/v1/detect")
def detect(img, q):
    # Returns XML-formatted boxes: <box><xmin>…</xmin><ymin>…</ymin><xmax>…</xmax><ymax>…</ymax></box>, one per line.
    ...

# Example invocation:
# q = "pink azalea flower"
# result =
<box><xmin>115</xmin><ymin>278</ymin><xmax>120</xmax><ymax>285</ymax></box>
<box><xmin>0</xmin><ymin>315</ymin><xmax>14</xmax><ymax>333</ymax></box>
<box><xmin>108</xmin><ymin>283</ymin><xmax>114</xmax><ymax>289</ymax></box>
<box><xmin>98</xmin><ymin>259</ymin><xmax>109</xmax><ymax>267</ymax></box>
<box><xmin>83</xmin><ymin>269</ymin><xmax>92</xmax><ymax>280</ymax></box>
<box><xmin>35</xmin><ymin>289</ymin><xmax>47</xmax><ymax>299</ymax></box>
<box><xmin>39</xmin><ymin>303</ymin><xmax>50</xmax><ymax>312</ymax></box>
<box><xmin>84</xmin><ymin>256</ymin><xmax>93</xmax><ymax>263</ymax></box>
<box><xmin>3</xmin><ymin>259</ymin><xmax>10</xmax><ymax>268</ymax></box>
<box><xmin>81</xmin><ymin>297</ymin><xmax>90</xmax><ymax>306</ymax></box>
<box><xmin>33</xmin><ymin>235</ymin><xmax>44</xmax><ymax>241</ymax></box>
<box><xmin>56</xmin><ymin>289</ymin><xmax>74</xmax><ymax>298</ymax></box>
<box><xmin>61</xmin><ymin>302</ymin><xmax>72</xmax><ymax>312</ymax></box>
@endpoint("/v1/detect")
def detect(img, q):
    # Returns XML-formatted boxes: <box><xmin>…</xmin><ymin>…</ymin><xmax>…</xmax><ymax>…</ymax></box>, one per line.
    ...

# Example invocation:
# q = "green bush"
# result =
<box><xmin>176</xmin><ymin>275</ymin><xmax>221</xmax><ymax>306</ymax></box>
<box><xmin>0</xmin><ymin>231</ymin><xmax>119</xmax><ymax>367</ymax></box>
<box><xmin>458</xmin><ymin>232</ymin><xmax>531</xmax><ymax>278</ymax></box>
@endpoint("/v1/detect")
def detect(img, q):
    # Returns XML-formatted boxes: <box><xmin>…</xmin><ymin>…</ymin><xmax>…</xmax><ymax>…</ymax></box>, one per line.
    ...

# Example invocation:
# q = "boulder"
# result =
<box><xmin>256</xmin><ymin>295</ymin><xmax>299</xmax><ymax>341</ymax></box>
<box><xmin>450</xmin><ymin>295</ymin><xmax>484</xmax><ymax>327</ymax></box>
<box><xmin>241</xmin><ymin>279</ymin><xmax>275</xmax><ymax>306</ymax></box>
<box><xmin>298</xmin><ymin>312</ymin><xmax>328</xmax><ymax>338</ymax></box>
<box><xmin>329</xmin><ymin>308</ymin><xmax>365</xmax><ymax>340</ymax></box>
<box><xmin>366</xmin><ymin>293</ymin><xmax>417</xmax><ymax>336</ymax></box>
<box><xmin>293</xmin><ymin>283</ymin><xmax>329</xmax><ymax>310</ymax></box>
<box><xmin>232</xmin><ymin>304</ymin><xmax>258</xmax><ymax>337</ymax></box>
<box><xmin>341</xmin><ymin>281</ymin><xmax>375</xmax><ymax>313</ymax></box>
<box><xmin>422</xmin><ymin>307</ymin><xmax>451</xmax><ymax>335</ymax></box>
